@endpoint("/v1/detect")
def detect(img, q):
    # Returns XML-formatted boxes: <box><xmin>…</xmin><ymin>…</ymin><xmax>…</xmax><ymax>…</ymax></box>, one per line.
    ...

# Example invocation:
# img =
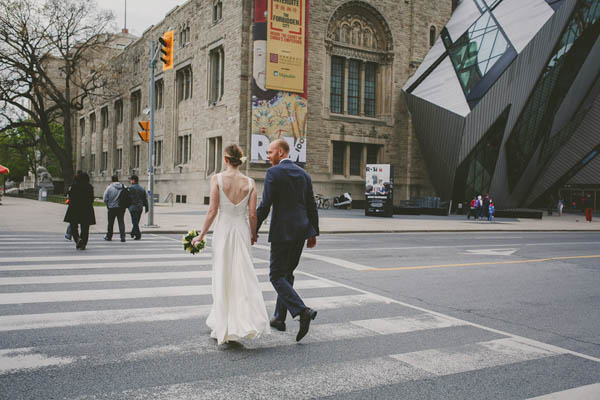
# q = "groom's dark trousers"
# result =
<box><xmin>270</xmin><ymin>240</ymin><xmax>306</xmax><ymax>320</ymax></box>
<box><xmin>257</xmin><ymin>159</ymin><xmax>319</xmax><ymax>320</ymax></box>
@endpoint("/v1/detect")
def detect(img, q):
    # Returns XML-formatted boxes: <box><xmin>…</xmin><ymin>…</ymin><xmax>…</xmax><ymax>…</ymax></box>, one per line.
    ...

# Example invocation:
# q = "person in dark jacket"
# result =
<box><xmin>63</xmin><ymin>172</ymin><xmax>96</xmax><ymax>250</ymax></box>
<box><xmin>127</xmin><ymin>175</ymin><xmax>149</xmax><ymax>240</ymax></box>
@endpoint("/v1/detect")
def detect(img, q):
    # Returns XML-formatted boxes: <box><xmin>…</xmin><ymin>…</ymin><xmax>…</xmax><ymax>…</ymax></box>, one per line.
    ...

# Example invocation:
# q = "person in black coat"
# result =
<box><xmin>64</xmin><ymin>172</ymin><xmax>96</xmax><ymax>250</ymax></box>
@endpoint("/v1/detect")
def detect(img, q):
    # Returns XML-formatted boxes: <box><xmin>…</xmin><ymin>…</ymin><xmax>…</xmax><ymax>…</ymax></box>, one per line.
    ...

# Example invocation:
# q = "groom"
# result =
<box><xmin>257</xmin><ymin>139</ymin><xmax>319</xmax><ymax>342</ymax></box>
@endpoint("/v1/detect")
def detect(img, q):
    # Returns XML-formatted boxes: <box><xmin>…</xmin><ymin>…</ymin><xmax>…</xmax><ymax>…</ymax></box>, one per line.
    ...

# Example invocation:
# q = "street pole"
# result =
<box><xmin>146</xmin><ymin>40</ymin><xmax>158</xmax><ymax>227</ymax></box>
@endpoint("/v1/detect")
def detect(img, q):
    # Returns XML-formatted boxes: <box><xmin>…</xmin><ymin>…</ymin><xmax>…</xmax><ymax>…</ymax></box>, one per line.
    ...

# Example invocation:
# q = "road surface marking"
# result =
<box><xmin>365</xmin><ymin>254</ymin><xmax>600</xmax><ymax>271</ymax></box>
<box><xmin>0</xmin><ymin>348</ymin><xmax>79</xmax><ymax>374</ymax></box>
<box><xmin>528</xmin><ymin>383</ymin><xmax>600</xmax><ymax>399</ymax></box>
<box><xmin>299</xmin><ymin>270</ymin><xmax>600</xmax><ymax>363</ymax></box>
<box><xmin>0</xmin><ymin>269</ymin><xmax>271</xmax><ymax>285</ymax></box>
<box><xmin>0</xmin><ymin>258</ymin><xmax>268</xmax><ymax>272</ymax></box>
<box><xmin>76</xmin><ymin>338</ymin><xmax>566</xmax><ymax>400</ymax></box>
<box><xmin>0</xmin><ymin>279</ymin><xmax>333</xmax><ymax>305</ymax></box>
<box><xmin>0</xmin><ymin>253</ymin><xmax>210</xmax><ymax>262</ymax></box>
<box><xmin>390</xmin><ymin>337</ymin><xmax>561</xmax><ymax>375</ymax></box>
<box><xmin>464</xmin><ymin>248</ymin><xmax>518</xmax><ymax>256</ymax></box>
<box><xmin>0</xmin><ymin>293</ymin><xmax>386</xmax><ymax>331</ymax></box>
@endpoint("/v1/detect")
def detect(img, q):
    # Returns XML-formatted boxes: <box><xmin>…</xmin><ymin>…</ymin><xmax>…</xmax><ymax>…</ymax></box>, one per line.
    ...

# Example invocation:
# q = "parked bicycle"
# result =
<box><xmin>315</xmin><ymin>194</ymin><xmax>330</xmax><ymax>209</ymax></box>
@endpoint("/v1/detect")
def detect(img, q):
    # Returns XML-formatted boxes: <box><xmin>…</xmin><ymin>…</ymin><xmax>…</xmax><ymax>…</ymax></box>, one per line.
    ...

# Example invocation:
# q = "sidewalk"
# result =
<box><xmin>1</xmin><ymin>196</ymin><xmax>598</xmax><ymax>234</ymax></box>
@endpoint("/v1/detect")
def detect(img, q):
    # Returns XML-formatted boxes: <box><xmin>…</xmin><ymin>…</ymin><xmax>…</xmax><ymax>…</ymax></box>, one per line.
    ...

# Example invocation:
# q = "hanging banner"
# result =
<box><xmin>251</xmin><ymin>0</ymin><xmax>308</xmax><ymax>164</ymax></box>
<box><xmin>266</xmin><ymin>0</ymin><xmax>306</xmax><ymax>93</ymax></box>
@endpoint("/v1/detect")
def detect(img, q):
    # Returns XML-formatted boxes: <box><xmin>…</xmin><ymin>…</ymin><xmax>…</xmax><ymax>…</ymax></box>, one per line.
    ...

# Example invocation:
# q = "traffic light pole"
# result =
<box><xmin>146</xmin><ymin>40</ymin><xmax>158</xmax><ymax>227</ymax></box>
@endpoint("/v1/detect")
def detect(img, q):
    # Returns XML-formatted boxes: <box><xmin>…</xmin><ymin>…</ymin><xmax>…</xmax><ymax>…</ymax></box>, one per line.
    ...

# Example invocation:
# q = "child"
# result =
<box><xmin>488</xmin><ymin>198</ymin><xmax>495</xmax><ymax>222</ymax></box>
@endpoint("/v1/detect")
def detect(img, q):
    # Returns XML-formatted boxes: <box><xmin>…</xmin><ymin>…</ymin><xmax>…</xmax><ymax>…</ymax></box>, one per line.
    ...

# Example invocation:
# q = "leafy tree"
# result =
<box><xmin>0</xmin><ymin>123</ymin><xmax>63</xmax><ymax>184</ymax></box>
<box><xmin>0</xmin><ymin>0</ymin><xmax>117</xmax><ymax>192</ymax></box>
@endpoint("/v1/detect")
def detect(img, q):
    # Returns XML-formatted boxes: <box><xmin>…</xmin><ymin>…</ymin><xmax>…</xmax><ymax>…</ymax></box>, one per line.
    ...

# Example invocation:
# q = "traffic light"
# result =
<box><xmin>158</xmin><ymin>30</ymin><xmax>174</xmax><ymax>71</ymax></box>
<box><xmin>138</xmin><ymin>121</ymin><xmax>150</xmax><ymax>143</ymax></box>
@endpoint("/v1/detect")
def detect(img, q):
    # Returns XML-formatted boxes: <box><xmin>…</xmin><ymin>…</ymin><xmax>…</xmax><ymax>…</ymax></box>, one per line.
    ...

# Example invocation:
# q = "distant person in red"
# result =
<box><xmin>584</xmin><ymin>194</ymin><xmax>594</xmax><ymax>222</ymax></box>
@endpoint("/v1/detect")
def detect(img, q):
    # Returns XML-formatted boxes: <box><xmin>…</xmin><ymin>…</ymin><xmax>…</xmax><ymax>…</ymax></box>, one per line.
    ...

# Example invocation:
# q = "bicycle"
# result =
<box><xmin>315</xmin><ymin>194</ymin><xmax>330</xmax><ymax>209</ymax></box>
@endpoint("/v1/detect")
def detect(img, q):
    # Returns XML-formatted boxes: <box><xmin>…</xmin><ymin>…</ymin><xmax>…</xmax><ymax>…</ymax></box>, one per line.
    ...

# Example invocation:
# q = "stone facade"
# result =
<box><xmin>75</xmin><ymin>0</ymin><xmax>452</xmax><ymax>205</ymax></box>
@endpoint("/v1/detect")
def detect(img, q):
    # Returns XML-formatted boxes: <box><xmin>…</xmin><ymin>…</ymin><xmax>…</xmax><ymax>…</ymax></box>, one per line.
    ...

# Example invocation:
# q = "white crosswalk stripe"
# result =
<box><xmin>0</xmin><ymin>234</ymin><xmax>598</xmax><ymax>399</ymax></box>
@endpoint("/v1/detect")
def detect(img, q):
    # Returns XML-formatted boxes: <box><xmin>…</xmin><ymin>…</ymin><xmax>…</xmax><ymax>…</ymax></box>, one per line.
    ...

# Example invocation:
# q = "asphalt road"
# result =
<box><xmin>0</xmin><ymin>231</ymin><xmax>598</xmax><ymax>399</ymax></box>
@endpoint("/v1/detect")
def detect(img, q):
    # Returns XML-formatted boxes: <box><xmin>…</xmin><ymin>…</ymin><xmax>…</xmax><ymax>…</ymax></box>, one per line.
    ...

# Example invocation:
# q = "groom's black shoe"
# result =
<box><xmin>270</xmin><ymin>318</ymin><xmax>286</xmax><ymax>332</ymax></box>
<box><xmin>296</xmin><ymin>308</ymin><xmax>317</xmax><ymax>342</ymax></box>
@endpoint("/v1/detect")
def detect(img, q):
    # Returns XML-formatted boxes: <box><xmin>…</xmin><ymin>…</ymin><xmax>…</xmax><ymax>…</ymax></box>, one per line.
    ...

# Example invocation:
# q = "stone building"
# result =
<box><xmin>75</xmin><ymin>0</ymin><xmax>454</xmax><ymax>205</ymax></box>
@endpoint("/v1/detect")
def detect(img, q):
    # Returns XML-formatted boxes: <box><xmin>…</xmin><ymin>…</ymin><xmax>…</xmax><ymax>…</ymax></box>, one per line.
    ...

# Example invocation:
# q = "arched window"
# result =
<box><xmin>213</xmin><ymin>0</ymin><xmax>222</xmax><ymax>23</ymax></box>
<box><xmin>326</xmin><ymin>1</ymin><xmax>393</xmax><ymax>118</ymax></box>
<box><xmin>430</xmin><ymin>25</ymin><xmax>437</xmax><ymax>47</ymax></box>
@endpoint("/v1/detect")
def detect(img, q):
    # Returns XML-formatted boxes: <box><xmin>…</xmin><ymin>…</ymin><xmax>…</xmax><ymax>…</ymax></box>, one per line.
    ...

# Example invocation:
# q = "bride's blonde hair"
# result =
<box><xmin>224</xmin><ymin>144</ymin><xmax>244</xmax><ymax>167</ymax></box>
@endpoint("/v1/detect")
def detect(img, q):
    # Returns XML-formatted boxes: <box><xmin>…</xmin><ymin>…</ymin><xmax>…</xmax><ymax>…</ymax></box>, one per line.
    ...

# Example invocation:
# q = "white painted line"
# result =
<box><xmin>0</xmin><ymin>258</ymin><xmax>268</xmax><ymax>272</ymax></box>
<box><xmin>254</xmin><ymin>244</ymin><xmax>369</xmax><ymax>271</ymax></box>
<box><xmin>390</xmin><ymin>338</ymin><xmax>562</xmax><ymax>375</ymax></box>
<box><xmin>0</xmin><ymin>269</ymin><xmax>270</xmax><ymax>285</ymax></box>
<box><xmin>0</xmin><ymin>253</ymin><xmax>210</xmax><ymax>262</ymax></box>
<box><xmin>528</xmin><ymin>383</ymin><xmax>600</xmax><ymax>400</ymax></box>
<box><xmin>0</xmin><ymin>294</ymin><xmax>385</xmax><ymax>331</ymax></box>
<box><xmin>351</xmin><ymin>313</ymin><xmax>465</xmax><ymax>335</ymax></box>
<box><xmin>463</xmin><ymin>248</ymin><xmax>518</xmax><ymax>256</ymax></box>
<box><xmin>298</xmin><ymin>270</ymin><xmax>600</xmax><ymax>363</ymax></box>
<box><xmin>0</xmin><ymin>279</ymin><xmax>332</xmax><ymax>305</ymax></box>
<box><xmin>305</xmin><ymin>241</ymin><xmax>600</xmax><ymax>252</ymax></box>
<box><xmin>0</xmin><ymin>348</ymin><xmax>79</xmax><ymax>374</ymax></box>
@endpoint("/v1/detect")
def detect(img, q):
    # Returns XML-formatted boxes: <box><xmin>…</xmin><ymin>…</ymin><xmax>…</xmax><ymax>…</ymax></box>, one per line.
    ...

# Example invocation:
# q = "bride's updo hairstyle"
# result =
<box><xmin>224</xmin><ymin>144</ymin><xmax>244</xmax><ymax>167</ymax></box>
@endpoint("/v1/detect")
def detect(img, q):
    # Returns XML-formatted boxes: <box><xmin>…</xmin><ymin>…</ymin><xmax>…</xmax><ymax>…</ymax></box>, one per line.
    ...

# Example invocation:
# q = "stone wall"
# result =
<box><xmin>76</xmin><ymin>0</ymin><xmax>451</xmax><ymax>205</ymax></box>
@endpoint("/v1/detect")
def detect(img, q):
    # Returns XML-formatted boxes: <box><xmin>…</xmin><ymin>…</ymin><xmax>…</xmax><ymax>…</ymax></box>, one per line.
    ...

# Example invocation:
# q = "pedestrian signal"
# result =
<box><xmin>159</xmin><ymin>30</ymin><xmax>174</xmax><ymax>71</ymax></box>
<box><xmin>138</xmin><ymin>121</ymin><xmax>150</xmax><ymax>143</ymax></box>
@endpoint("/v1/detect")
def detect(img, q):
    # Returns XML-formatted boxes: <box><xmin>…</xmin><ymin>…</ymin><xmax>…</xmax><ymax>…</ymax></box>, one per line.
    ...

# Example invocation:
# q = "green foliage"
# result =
<box><xmin>0</xmin><ymin>122</ymin><xmax>65</xmax><ymax>182</ymax></box>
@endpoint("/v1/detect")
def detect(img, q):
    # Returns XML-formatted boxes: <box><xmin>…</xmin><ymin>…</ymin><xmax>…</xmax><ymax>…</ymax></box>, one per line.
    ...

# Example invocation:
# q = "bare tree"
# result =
<box><xmin>0</xmin><ymin>0</ymin><xmax>117</xmax><ymax>190</ymax></box>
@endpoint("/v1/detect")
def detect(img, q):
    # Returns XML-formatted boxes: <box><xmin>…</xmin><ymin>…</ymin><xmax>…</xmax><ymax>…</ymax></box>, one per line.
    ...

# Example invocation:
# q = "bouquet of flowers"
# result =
<box><xmin>182</xmin><ymin>229</ymin><xmax>206</xmax><ymax>254</ymax></box>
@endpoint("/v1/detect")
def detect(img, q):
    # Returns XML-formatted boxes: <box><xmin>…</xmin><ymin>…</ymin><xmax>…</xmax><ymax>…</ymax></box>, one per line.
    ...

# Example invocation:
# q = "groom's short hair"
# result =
<box><xmin>273</xmin><ymin>139</ymin><xmax>290</xmax><ymax>154</ymax></box>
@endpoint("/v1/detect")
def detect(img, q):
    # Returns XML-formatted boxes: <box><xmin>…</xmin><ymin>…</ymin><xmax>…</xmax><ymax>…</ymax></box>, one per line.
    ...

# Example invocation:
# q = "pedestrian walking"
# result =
<box><xmin>127</xmin><ymin>175</ymin><xmax>149</xmax><ymax>240</ymax></box>
<box><xmin>584</xmin><ymin>194</ymin><xmax>594</xmax><ymax>222</ymax></box>
<box><xmin>467</xmin><ymin>196</ymin><xmax>477</xmax><ymax>220</ymax></box>
<box><xmin>483</xmin><ymin>194</ymin><xmax>490</xmax><ymax>220</ymax></box>
<box><xmin>64</xmin><ymin>170</ymin><xmax>83</xmax><ymax>241</ymax></box>
<box><xmin>103</xmin><ymin>175</ymin><xmax>128</xmax><ymax>242</ymax></box>
<box><xmin>488</xmin><ymin>198</ymin><xmax>495</xmax><ymax>222</ymax></box>
<box><xmin>557</xmin><ymin>198</ymin><xmax>564</xmax><ymax>216</ymax></box>
<box><xmin>63</xmin><ymin>172</ymin><xmax>95</xmax><ymax>250</ymax></box>
<box><xmin>476</xmin><ymin>195</ymin><xmax>483</xmax><ymax>220</ymax></box>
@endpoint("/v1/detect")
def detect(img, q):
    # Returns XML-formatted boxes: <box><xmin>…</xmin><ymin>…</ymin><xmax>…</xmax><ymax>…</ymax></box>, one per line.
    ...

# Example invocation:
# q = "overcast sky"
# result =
<box><xmin>100</xmin><ymin>0</ymin><xmax>188</xmax><ymax>36</ymax></box>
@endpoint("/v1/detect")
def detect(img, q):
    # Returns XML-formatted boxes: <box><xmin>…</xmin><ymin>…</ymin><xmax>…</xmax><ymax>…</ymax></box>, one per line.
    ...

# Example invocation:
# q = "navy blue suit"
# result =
<box><xmin>257</xmin><ymin>159</ymin><xmax>319</xmax><ymax>320</ymax></box>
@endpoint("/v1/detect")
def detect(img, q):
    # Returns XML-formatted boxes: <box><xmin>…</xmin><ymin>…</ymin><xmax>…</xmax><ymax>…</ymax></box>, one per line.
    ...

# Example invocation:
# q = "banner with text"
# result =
<box><xmin>266</xmin><ymin>0</ymin><xmax>306</xmax><ymax>93</ymax></box>
<box><xmin>251</xmin><ymin>0</ymin><xmax>308</xmax><ymax>164</ymax></box>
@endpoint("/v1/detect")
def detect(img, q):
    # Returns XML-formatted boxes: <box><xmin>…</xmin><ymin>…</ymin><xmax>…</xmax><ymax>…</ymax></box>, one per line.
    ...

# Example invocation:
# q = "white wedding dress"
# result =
<box><xmin>206</xmin><ymin>173</ymin><xmax>271</xmax><ymax>344</ymax></box>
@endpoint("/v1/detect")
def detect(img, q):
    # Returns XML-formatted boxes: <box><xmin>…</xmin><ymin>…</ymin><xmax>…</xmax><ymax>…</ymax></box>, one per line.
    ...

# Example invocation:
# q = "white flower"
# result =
<box><xmin>240</xmin><ymin>156</ymin><xmax>247</xmax><ymax>163</ymax></box>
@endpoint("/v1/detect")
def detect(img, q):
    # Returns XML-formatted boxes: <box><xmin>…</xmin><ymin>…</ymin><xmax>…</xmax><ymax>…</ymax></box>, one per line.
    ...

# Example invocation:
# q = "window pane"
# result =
<box><xmin>349</xmin><ymin>143</ymin><xmax>362</xmax><ymax>176</ymax></box>
<box><xmin>216</xmin><ymin>137</ymin><xmax>222</xmax><ymax>172</ymax></box>
<box><xmin>332</xmin><ymin>141</ymin><xmax>345</xmax><ymax>175</ymax></box>
<box><xmin>448</xmin><ymin>11</ymin><xmax>511</xmax><ymax>96</ymax></box>
<box><xmin>367</xmin><ymin>144</ymin><xmax>379</xmax><ymax>164</ymax></box>
<box><xmin>208</xmin><ymin>138</ymin><xmax>215</xmax><ymax>173</ymax></box>
<box><xmin>330</xmin><ymin>56</ymin><xmax>344</xmax><ymax>113</ymax></box>
<box><xmin>364</xmin><ymin>63</ymin><xmax>376</xmax><ymax>117</ymax></box>
<box><xmin>347</xmin><ymin>60</ymin><xmax>360</xmax><ymax>115</ymax></box>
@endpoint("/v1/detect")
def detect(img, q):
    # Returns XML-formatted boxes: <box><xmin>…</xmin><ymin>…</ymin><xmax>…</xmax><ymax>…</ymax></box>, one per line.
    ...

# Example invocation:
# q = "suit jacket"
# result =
<box><xmin>257</xmin><ymin>159</ymin><xmax>319</xmax><ymax>242</ymax></box>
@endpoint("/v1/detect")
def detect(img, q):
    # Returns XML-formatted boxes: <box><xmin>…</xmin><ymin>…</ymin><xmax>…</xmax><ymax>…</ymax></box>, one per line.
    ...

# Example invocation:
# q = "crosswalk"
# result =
<box><xmin>0</xmin><ymin>233</ymin><xmax>598</xmax><ymax>399</ymax></box>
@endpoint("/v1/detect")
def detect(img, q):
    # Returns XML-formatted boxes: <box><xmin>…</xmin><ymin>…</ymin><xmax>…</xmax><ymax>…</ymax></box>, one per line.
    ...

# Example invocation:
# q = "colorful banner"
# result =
<box><xmin>251</xmin><ymin>0</ymin><xmax>308</xmax><ymax>164</ymax></box>
<box><xmin>266</xmin><ymin>0</ymin><xmax>306</xmax><ymax>93</ymax></box>
<box><xmin>365</xmin><ymin>164</ymin><xmax>394</xmax><ymax>217</ymax></box>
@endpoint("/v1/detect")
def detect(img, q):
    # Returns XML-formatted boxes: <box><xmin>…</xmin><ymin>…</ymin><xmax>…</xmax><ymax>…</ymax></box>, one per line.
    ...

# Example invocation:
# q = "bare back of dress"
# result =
<box><xmin>206</xmin><ymin>173</ymin><xmax>270</xmax><ymax>344</ymax></box>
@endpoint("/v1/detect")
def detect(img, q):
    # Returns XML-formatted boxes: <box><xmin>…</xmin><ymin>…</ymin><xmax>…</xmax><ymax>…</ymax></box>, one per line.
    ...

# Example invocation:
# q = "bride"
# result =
<box><xmin>192</xmin><ymin>144</ymin><xmax>271</xmax><ymax>344</ymax></box>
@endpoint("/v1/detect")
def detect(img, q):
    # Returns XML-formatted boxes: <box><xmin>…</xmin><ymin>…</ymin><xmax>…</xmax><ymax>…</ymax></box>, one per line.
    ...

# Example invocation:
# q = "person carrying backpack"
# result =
<box><xmin>103</xmin><ymin>175</ymin><xmax>128</xmax><ymax>242</ymax></box>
